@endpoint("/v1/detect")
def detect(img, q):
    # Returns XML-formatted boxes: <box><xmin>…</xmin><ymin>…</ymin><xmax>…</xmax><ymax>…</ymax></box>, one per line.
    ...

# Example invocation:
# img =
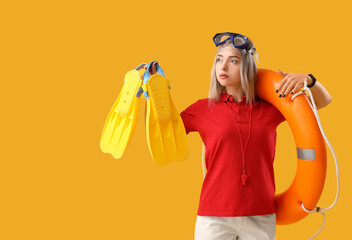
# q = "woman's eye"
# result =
<box><xmin>216</xmin><ymin>58</ymin><xmax>222</xmax><ymax>63</ymax></box>
<box><xmin>230</xmin><ymin>60</ymin><xmax>237</xmax><ymax>64</ymax></box>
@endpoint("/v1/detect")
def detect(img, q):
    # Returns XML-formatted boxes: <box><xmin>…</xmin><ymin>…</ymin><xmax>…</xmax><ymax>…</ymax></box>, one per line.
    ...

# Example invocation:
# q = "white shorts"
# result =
<box><xmin>194</xmin><ymin>214</ymin><xmax>276</xmax><ymax>240</ymax></box>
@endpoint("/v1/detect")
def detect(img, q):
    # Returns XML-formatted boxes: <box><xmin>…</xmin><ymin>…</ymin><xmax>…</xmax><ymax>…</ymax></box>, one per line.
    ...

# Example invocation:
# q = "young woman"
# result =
<box><xmin>179</xmin><ymin>32</ymin><xmax>332</xmax><ymax>240</ymax></box>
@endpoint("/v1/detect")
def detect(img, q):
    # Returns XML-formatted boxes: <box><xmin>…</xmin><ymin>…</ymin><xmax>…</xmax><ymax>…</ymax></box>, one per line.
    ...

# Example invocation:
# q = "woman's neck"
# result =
<box><xmin>225</xmin><ymin>86</ymin><xmax>244</xmax><ymax>102</ymax></box>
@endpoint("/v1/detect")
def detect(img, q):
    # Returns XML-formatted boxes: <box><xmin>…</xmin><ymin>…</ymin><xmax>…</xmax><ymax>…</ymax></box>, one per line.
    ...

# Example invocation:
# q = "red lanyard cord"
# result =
<box><xmin>226</xmin><ymin>100</ymin><xmax>252</xmax><ymax>185</ymax></box>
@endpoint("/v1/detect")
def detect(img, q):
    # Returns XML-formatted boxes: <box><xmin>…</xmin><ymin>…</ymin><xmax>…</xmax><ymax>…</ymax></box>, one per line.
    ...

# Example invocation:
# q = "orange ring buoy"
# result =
<box><xmin>256</xmin><ymin>69</ymin><xmax>327</xmax><ymax>225</ymax></box>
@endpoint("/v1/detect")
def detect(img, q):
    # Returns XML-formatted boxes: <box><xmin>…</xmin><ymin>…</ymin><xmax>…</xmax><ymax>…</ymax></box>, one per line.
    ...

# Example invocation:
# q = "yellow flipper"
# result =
<box><xmin>144</xmin><ymin>74</ymin><xmax>189</xmax><ymax>165</ymax></box>
<box><xmin>100</xmin><ymin>66</ymin><xmax>146</xmax><ymax>159</ymax></box>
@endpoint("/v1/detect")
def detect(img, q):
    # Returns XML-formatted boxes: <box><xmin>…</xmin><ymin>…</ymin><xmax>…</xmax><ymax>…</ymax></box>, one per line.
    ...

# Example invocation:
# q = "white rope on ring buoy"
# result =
<box><xmin>301</xmin><ymin>204</ymin><xmax>327</xmax><ymax>240</ymax></box>
<box><xmin>292</xmin><ymin>80</ymin><xmax>340</xmax><ymax>239</ymax></box>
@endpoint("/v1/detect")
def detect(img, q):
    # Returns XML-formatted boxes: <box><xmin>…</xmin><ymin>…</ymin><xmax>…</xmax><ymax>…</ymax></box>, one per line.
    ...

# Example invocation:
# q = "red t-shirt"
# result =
<box><xmin>180</xmin><ymin>93</ymin><xmax>285</xmax><ymax>217</ymax></box>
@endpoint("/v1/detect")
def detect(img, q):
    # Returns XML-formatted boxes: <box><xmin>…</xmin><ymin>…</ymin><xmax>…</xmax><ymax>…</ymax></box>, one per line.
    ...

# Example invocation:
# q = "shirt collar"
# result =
<box><xmin>219</xmin><ymin>93</ymin><xmax>247</xmax><ymax>103</ymax></box>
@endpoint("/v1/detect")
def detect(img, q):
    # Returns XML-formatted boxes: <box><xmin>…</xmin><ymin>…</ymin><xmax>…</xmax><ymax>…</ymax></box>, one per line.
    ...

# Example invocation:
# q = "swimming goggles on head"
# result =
<box><xmin>213</xmin><ymin>32</ymin><xmax>254</xmax><ymax>53</ymax></box>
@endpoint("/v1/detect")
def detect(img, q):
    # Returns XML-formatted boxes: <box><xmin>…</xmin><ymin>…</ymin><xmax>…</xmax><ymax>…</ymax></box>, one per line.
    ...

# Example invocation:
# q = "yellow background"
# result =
<box><xmin>1</xmin><ymin>0</ymin><xmax>350</xmax><ymax>239</ymax></box>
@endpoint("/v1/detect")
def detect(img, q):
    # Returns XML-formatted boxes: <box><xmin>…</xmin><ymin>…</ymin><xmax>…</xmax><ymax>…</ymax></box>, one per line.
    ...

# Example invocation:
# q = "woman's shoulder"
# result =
<box><xmin>254</xmin><ymin>96</ymin><xmax>272</xmax><ymax>107</ymax></box>
<box><xmin>188</xmin><ymin>97</ymin><xmax>212</xmax><ymax>107</ymax></box>
<box><xmin>181</xmin><ymin>98</ymin><xmax>214</xmax><ymax>115</ymax></box>
<box><xmin>254</xmin><ymin>97</ymin><xmax>282</xmax><ymax>113</ymax></box>
<box><xmin>198</xmin><ymin>97</ymin><xmax>212</xmax><ymax>105</ymax></box>
<box><xmin>254</xmin><ymin>97</ymin><xmax>286</xmax><ymax>123</ymax></box>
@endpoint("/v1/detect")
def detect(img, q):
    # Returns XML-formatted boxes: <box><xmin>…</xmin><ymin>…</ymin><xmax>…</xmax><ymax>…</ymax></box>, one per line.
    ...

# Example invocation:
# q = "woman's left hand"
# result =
<box><xmin>276</xmin><ymin>69</ymin><xmax>312</xmax><ymax>97</ymax></box>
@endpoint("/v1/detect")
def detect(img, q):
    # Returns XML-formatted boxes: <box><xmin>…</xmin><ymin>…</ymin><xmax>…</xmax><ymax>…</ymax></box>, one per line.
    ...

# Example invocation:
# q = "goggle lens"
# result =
<box><xmin>213</xmin><ymin>33</ymin><xmax>232</xmax><ymax>44</ymax></box>
<box><xmin>213</xmin><ymin>32</ymin><xmax>249</xmax><ymax>50</ymax></box>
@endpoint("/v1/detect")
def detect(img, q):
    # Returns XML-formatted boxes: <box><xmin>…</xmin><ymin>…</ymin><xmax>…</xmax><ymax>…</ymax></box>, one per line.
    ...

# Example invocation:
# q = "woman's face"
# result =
<box><xmin>215</xmin><ymin>46</ymin><xmax>242</xmax><ymax>88</ymax></box>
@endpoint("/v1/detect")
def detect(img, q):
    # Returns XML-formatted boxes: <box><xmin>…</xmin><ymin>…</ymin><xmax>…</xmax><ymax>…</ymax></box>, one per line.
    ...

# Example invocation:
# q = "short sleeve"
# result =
<box><xmin>261</xmin><ymin>99</ymin><xmax>286</xmax><ymax>126</ymax></box>
<box><xmin>180</xmin><ymin>100</ymin><xmax>201</xmax><ymax>134</ymax></box>
<box><xmin>272</xmin><ymin>104</ymin><xmax>286</xmax><ymax>125</ymax></box>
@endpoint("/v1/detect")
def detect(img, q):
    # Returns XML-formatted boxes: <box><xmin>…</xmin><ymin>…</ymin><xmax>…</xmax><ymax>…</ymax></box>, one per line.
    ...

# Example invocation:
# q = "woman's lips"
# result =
<box><xmin>219</xmin><ymin>74</ymin><xmax>229</xmax><ymax>79</ymax></box>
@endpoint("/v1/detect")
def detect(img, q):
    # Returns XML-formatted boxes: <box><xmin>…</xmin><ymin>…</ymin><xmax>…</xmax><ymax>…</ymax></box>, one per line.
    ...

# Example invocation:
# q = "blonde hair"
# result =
<box><xmin>208</xmin><ymin>36</ymin><xmax>259</xmax><ymax>106</ymax></box>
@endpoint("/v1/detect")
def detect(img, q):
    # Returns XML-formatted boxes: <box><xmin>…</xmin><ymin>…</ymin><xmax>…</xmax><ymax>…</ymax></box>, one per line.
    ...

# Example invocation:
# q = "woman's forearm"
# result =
<box><xmin>277</xmin><ymin>70</ymin><xmax>332</xmax><ymax>110</ymax></box>
<box><xmin>308</xmin><ymin>79</ymin><xmax>332</xmax><ymax>110</ymax></box>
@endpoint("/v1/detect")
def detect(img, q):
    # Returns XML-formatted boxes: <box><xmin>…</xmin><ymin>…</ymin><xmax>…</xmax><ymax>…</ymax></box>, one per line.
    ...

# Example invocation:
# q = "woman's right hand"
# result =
<box><xmin>149</xmin><ymin>62</ymin><xmax>157</xmax><ymax>75</ymax></box>
<box><xmin>144</xmin><ymin>62</ymin><xmax>158</xmax><ymax>119</ymax></box>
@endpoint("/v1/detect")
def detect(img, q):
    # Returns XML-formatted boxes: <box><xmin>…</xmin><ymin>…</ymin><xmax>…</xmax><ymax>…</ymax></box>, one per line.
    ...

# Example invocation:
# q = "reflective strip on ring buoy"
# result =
<box><xmin>256</xmin><ymin>69</ymin><xmax>327</xmax><ymax>225</ymax></box>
